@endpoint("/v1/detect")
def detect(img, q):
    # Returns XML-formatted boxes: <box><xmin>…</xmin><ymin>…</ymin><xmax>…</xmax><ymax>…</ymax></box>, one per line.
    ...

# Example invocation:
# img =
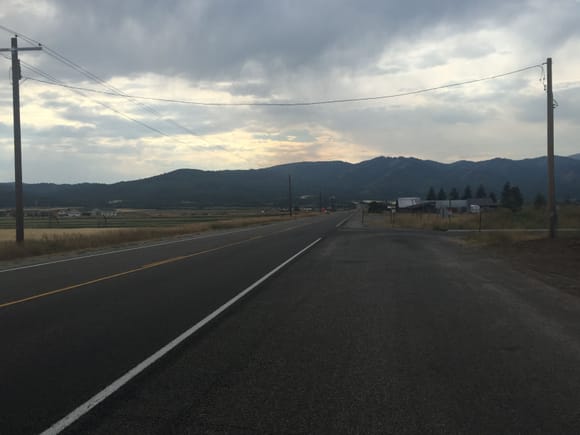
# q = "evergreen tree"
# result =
<box><xmin>437</xmin><ymin>188</ymin><xmax>447</xmax><ymax>200</ymax></box>
<box><xmin>500</xmin><ymin>182</ymin><xmax>524</xmax><ymax>212</ymax></box>
<box><xmin>500</xmin><ymin>182</ymin><xmax>512</xmax><ymax>208</ymax></box>
<box><xmin>511</xmin><ymin>186</ymin><xmax>523</xmax><ymax>211</ymax></box>
<box><xmin>534</xmin><ymin>193</ymin><xmax>547</xmax><ymax>209</ymax></box>
<box><xmin>426</xmin><ymin>186</ymin><xmax>436</xmax><ymax>200</ymax></box>
<box><xmin>489</xmin><ymin>192</ymin><xmax>497</xmax><ymax>203</ymax></box>
<box><xmin>449</xmin><ymin>187</ymin><xmax>459</xmax><ymax>200</ymax></box>
<box><xmin>475</xmin><ymin>184</ymin><xmax>487</xmax><ymax>198</ymax></box>
<box><xmin>461</xmin><ymin>185</ymin><xmax>472</xmax><ymax>200</ymax></box>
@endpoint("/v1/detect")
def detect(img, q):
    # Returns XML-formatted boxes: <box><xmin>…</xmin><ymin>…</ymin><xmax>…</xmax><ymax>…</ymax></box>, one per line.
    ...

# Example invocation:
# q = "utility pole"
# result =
<box><xmin>546</xmin><ymin>57</ymin><xmax>557</xmax><ymax>239</ymax></box>
<box><xmin>0</xmin><ymin>36</ymin><xmax>42</xmax><ymax>243</ymax></box>
<box><xmin>288</xmin><ymin>175</ymin><xmax>293</xmax><ymax>217</ymax></box>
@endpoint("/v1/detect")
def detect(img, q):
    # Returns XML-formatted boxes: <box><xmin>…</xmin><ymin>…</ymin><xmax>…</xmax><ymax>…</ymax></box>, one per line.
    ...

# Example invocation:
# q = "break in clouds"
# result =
<box><xmin>0</xmin><ymin>0</ymin><xmax>579</xmax><ymax>183</ymax></box>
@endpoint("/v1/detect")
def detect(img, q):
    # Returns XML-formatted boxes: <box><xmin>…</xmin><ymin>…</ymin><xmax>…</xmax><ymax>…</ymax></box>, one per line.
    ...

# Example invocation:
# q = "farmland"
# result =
<box><xmin>0</xmin><ymin>208</ymin><xmax>301</xmax><ymax>261</ymax></box>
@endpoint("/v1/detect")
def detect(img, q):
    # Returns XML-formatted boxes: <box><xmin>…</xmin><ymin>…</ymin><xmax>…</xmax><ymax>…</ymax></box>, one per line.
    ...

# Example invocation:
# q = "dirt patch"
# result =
<box><xmin>487</xmin><ymin>236</ymin><xmax>580</xmax><ymax>297</ymax></box>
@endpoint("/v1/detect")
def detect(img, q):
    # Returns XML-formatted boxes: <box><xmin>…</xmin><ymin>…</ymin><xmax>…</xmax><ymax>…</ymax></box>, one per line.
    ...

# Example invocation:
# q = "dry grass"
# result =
<box><xmin>367</xmin><ymin>212</ymin><xmax>481</xmax><ymax>231</ymax></box>
<box><xmin>460</xmin><ymin>231</ymin><xmax>548</xmax><ymax>247</ymax></box>
<box><xmin>0</xmin><ymin>228</ymin><xmax>117</xmax><ymax>241</ymax></box>
<box><xmin>0</xmin><ymin>215</ymin><xmax>298</xmax><ymax>262</ymax></box>
<box><xmin>368</xmin><ymin>205</ymin><xmax>580</xmax><ymax>232</ymax></box>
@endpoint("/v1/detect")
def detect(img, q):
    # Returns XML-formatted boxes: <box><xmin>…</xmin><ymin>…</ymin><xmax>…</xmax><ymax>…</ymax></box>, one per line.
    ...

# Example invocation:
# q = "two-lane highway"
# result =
<box><xmin>69</xmin><ymin>217</ymin><xmax>580</xmax><ymax>434</ymax></box>
<box><xmin>0</xmin><ymin>212</ymin><xmax>349</xmax><ymax>434</ymax></box>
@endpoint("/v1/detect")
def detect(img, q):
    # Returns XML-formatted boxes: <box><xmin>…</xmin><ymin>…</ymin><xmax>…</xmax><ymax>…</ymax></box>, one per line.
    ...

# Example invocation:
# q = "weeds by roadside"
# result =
<box><xmin>370</xmin><ymin>204</ymin><xmax>580</xmax><ymax>232</ymax></box>
<box><xmin>0</xmin><ymin>215</ymin><xmax>296</xmax><ymax>262</ymax></box>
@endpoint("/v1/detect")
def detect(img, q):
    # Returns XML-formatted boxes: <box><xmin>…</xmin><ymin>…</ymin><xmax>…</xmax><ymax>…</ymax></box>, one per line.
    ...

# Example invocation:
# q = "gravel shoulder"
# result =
<box><xmin>487</xmin><ymin>236</ymin><xmax>580</xmax><ymax>297</ymax></box>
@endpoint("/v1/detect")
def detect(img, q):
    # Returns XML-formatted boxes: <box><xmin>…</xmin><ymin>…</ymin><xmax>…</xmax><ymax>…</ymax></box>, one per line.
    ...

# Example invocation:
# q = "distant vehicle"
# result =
<box><xmin>397</xmin><ymin>197</ymin><xmax>421</xmax><ymax>209</ymax></box>
<box><xmin>469</xmin><ymin>204</ymin><xmax>481</xmax><ymax>214</ymax></box>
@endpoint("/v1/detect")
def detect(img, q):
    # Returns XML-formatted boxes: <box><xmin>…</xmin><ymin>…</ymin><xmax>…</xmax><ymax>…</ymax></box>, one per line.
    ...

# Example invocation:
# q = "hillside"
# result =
<box><xmin>0</xmin><ymin>156</ymin><xmax>579</xmax><ymax>208</ymax></box>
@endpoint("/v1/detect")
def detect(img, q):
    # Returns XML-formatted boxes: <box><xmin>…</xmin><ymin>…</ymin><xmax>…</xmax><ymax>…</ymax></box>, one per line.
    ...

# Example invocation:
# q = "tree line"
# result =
<box><xmin>425</xmin><ymin>184</ymin><xmax>496</xmax><ymax>202</ymax></box>
<box><xmin>426</xmin><ymin>183</ymin><xmax>547</xmax><ymax>212</ymax></box>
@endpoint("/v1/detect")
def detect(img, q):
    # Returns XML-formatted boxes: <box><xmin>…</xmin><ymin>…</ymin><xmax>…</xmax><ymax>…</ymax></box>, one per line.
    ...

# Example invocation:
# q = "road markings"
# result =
<box><xmin>39</xmin><ymin>237</ymin><xmax>323</xmax><ymax>435</ymax></box>
<box><xmin>0</xmin><ymin>225</ymin><xmax>263</xmax><ymax>274</ymax></box>
<box><xmin>0</xmin><ymin>235</ymin><xmax>263</xmax><ymax>310</ymax></box>
<box><xmin>336</xmin><ymin>213</ymin><xmax>354</xmax><ymax>228</ymax></box>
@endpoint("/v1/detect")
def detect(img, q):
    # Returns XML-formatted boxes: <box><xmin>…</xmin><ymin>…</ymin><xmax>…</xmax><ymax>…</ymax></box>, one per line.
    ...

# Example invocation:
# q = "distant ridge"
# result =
<box><xmin>1</xmin><ymin>156</ymin><xmax>579</xmax><ymax>208</ymax></box>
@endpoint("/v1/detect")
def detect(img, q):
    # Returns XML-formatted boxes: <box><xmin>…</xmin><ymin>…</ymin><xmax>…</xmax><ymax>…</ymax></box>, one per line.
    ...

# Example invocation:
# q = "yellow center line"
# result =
<box><xmin>0</xmin><ymin>234</ymin><xmax>264</xmax><ymax>310</ymax></box>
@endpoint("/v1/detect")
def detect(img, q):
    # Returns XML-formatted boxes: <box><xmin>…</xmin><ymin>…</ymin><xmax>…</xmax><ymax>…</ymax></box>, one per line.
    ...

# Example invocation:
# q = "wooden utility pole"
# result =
<box><xmin>288</xmin><ymin>175</ymin><xmax>293</xmax><ymax>217</ymax></box>
<box><xmin>0</xmin><ymin>36</ymin><xmax>42</xmax><ymax>243</ymax></box>
<box><xmin>546</xmin><ymin>58</ymin><xmax>557</xmax><ymax>239</ymax></box>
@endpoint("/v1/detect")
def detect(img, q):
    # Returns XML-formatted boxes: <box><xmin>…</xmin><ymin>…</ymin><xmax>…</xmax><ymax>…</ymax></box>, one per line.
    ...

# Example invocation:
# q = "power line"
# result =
<box><xmin>0</xmin><ymin>25</ymin><xmax>210</xmax><ymax>143</ymax></box>
<box><xmin>2</xmin><ymin>25</ymin><xmax>544</xmax><ymax>109</ymax></box>
<box><xmin>8</xmin><ymin>56</ymin><xmax>183</xmax><ymax>141</ymax></box>
<box><xmin>1</xmin><ymin>39</ymin><xmax>212</xmax><ymax>146</ymax></box>
<box><xmin>24</xmin><ymin>64</ymin><xmax>544</xmax><ymax>107</ymax></box>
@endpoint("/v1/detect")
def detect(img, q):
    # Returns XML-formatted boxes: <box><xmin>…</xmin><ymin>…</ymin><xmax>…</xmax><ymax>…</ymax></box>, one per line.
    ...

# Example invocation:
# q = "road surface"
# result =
<box><xmin>0</xmin><ymin>213</ymin><xmax>347</xmax><ymax>434</ymax></box>
<box><xmin>3</xmin><ymin>212</ymin><xmax>580</xmax><ymax>434</ymax></box>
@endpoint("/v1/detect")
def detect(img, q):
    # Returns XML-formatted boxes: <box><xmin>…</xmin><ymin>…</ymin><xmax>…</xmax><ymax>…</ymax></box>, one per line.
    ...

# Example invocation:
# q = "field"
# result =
<box><xmin>0</xmin><ymin>208</ymin><xmax>304</xmax><ymax>262</ymax></box>
<box><xmin>0</xmin><ymin>208</ymin><xmax>282</xmax><ymax>230</ymax></box>
<box><xmin>369</xmin><ymin>204</ymin><xmax>580</xmax><ymax>232</ymax></box>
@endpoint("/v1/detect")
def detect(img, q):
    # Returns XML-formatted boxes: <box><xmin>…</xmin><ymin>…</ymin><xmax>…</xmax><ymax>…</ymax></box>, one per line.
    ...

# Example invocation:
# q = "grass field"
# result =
<box><xmin>0</xmin><ymin>228</ymin><xmax>119</xmax><ymax>242</ymax></box>
<box><xmin>0</xmin><ymin>208</ymin><xmax>282</xmax><ymax>230</ymax></box>
<box><xmin>0</xmin><ymin>211</ymin><xmax>304</xmax><ymax>262</ymax></box>
<box><xmin>370</xmin><ymin>205</ymin><xmax>580</xmax><ymax>231</ymax></box>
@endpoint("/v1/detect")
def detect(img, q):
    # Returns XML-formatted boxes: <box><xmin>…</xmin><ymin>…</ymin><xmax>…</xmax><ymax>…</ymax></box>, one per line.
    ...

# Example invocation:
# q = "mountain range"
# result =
<box><xmin>1</xmin><ymin>156</ymin><xmax>579</xmax><ymax>209</ymax></box>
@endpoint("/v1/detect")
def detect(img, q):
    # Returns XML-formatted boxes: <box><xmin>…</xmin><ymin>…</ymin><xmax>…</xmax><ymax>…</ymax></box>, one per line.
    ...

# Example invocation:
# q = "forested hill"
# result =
<box><xmin>1</xmin><ymin>156</ymin><xmax>579</xmax><ymax>208</ymax></box>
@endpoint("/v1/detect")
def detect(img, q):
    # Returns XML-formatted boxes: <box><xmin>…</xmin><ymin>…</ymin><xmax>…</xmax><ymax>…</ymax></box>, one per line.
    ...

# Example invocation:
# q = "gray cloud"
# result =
<box><xmin>14</xmin><ymin>0</ymin><xmax>524</xmax><ymax>81</ymax></box>
<box><xmin>1</xmin><ymin>0</ymin><xmax>578</xmax><ymax>183</ymax></box>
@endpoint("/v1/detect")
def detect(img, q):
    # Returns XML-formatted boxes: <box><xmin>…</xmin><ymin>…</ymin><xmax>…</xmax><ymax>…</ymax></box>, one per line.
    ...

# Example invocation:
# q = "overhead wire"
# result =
<box><xmin>0</xmin><ymin>24</ymin><xmax>212</xmax><ymax>144</ymax></box>
<box><xmin>1</xmin><ymin>52</ymin><xmax>182</xmax><ymax>141</ymax></box>
<box><xmin>24</xmin><ymin>64</ymin><xmax>545</xmax><ymax>107</ymax></box>
<box><xmin>1</xmin><ymin>24</ymin><xmax>545</xmax><ymax>108</ymax></box>
<box><xmin>25</xmin><ymin>63</ymin><xmax>178</xmax><ymax>139</ymax></box>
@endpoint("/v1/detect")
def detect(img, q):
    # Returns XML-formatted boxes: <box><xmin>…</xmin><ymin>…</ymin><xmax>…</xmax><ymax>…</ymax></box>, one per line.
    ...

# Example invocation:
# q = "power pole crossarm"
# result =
<box><xmin>0</xmin><ymin>36</ymin><xmax>42</xmax><ymax>243</ymax></box>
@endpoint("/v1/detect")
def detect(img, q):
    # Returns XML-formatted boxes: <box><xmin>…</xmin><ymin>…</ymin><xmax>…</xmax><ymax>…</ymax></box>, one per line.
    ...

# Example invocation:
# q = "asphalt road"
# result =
<box><xmin>71</xmin><ymin>215</ymin><xmax>580</xmax><ymax>434</ymax></box>
<box><xmin>0</xmin><ymin>213</ymin><xmax>348</xmax><ymax>434</ymax></box>
<box><xmin>4</xmin><ymin>212</ymin><xmax>580</xmax><ymax>434</ymax></box>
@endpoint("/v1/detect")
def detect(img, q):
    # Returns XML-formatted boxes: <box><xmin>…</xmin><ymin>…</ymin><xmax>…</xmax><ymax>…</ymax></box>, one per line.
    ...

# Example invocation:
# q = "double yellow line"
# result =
<box><xmin>0</xmin><ymin>235</ymin><xmax>263</xmax><ymax>310</ymax></box>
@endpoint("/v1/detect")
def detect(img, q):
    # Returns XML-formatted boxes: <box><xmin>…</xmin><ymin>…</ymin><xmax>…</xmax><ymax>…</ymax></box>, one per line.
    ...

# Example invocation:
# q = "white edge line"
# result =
<box><xmin>0</xmin><ymin>225</ymin><xmax>262</xmax><ymax>274</ymax></box>
<box><xmin>336</xmin><ymin>213</ymin><xmax>354</xmax><ymax>228</ymax></box>
<box><xmin>39</xmin><ymin>236</ymin><xmax>323</xmax><ymax>435</ymax></box>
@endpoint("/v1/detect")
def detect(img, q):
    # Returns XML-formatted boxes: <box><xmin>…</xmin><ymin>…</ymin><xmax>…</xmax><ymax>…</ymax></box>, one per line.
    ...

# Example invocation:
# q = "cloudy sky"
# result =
<box><xmin>0</xmin><ymin>0</ymin><xmax>579</xmax><ymax>183</ymax></box>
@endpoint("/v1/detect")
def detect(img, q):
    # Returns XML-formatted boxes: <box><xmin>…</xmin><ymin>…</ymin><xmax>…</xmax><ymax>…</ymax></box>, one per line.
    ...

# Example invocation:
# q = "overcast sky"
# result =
<box><xmin>0</xmin><ymin>0</ymin><xmax>579</xmax><ymax>183</ymax></box>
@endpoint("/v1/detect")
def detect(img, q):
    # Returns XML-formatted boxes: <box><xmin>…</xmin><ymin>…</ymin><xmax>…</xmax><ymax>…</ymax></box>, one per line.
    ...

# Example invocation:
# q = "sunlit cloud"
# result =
<box><xmin>0</xmin><ymin>0</ymin><xmax>578</xmax><ymax>183</ymax></box>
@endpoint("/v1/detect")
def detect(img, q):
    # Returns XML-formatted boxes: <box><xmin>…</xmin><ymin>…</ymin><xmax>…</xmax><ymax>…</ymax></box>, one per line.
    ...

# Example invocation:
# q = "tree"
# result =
<box><xmin>500</xmin><ymin>182</ymin><xmax>524</xmax><ymax>212</ymax></box>
<box><xmin>511</xmin><ymin>186</ymin><xmax>523</xmax><ymax>211</ymax></box>
<box><xmin>489</xmin><ymin>192</ymin><xmax>497</xmax><ymax>203</ymax></box>
<box><xmin>534</xmin><ymin>193</ymin><xmax>547</xmax><ymax>209</ymax></box>
<box><xmin>437</xmin><ymin>187</ymin><xmax>447</xmax><ymax>200</ymax></box>
<box><xmin>449</xmin><ymin>187</ymin><xmax>459</xmax><ymax>200</ymax></box>
<box><xmin>475</xmin><ymin>184</ymin><xmax>487</xmax><ymax>198</ymax></box>
<box><xmin>461</xmin><ymin>185</ymin><xmax>472</xmax><ymax>200</ymax></box>
<box><xmin>426</xmin><ymin>186</ymin><xmax>436</xmax><ymax>200</ymax></box>
<box><xmin>500</xmin><ymin>182</ymin><xmax>512</xmax><ymax>208</ymax></box>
